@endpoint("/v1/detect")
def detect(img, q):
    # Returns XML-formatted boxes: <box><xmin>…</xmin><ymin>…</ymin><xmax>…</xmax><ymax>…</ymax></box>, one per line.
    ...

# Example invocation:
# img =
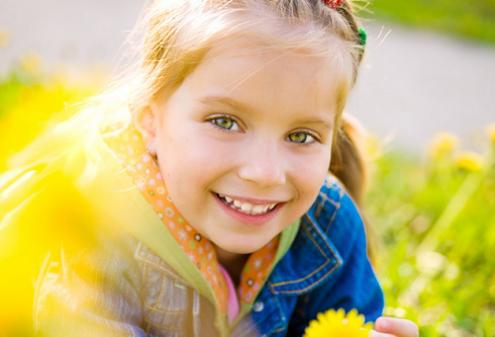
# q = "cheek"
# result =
<box><xmin>291</xmin><ymin>150</ymin><xmax>330</xmax><ymax>203</ymax></box>
<box><xmin>155</xmin><ymin>129</ymin><xmax>235</xmax><ymax>194</ymax></box>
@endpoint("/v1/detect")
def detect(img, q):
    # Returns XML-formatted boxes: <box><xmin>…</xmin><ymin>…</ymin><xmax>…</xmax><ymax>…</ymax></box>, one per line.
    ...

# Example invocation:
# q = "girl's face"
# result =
<box><xmin>145</xmin><ymin>36</ymin><xmax>342</xmax><ymax>254</ymax></box>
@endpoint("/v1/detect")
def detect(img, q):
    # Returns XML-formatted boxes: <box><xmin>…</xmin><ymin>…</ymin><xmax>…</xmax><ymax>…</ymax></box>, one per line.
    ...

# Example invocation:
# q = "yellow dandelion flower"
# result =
<box><xmin>303</xmin><ymin>308</ymin><xmax>373</xmax><ymax>337</ymax></box>
<box><xmin>455</xmin><ymin>152</ymin><xmax>483</xmax><ymax>172</ymax></box>
<box><xmin>428</xmin><ymin>132</ymin><xmax>459</xmax><ymax>159</ymax></box>
<box><xmin>0</xmin><ymin>28</ymin><xmax>10</xmax><ymax>48</ymax></box>
<box><xmin>20</xmin><ymin>52</ymin><xmax>42</xmax><ymax>74</ymax></box>
<box><xmin>487</xmin><ymin>123</ymin><xmax>495</xmax><ymax>145</ymax></box>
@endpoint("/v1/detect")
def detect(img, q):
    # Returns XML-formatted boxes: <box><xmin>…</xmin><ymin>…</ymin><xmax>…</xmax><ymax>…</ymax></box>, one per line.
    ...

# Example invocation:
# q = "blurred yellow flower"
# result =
<box><xmin>487</xmin><ymin>123</ymin><xmax>495</xmax><ymax>145</ymax></box>
<box><xmin>20</xmin><ymin>52</ymin><xmax>42</xmax><ymax>74</ymax></box>
<box><xmin>0</xmin><ymin>28</ymin><xmax>10</xmax><ymax>48</ymax></box>
<box><xmin>303</xmin><ymin>308</ymin><xmax>373</xmax><ymax>337</ymax></box>
<box><xmin>455</xmin><ymin>152</ymin><xmax>483</xmax><ymax>172</ymax></box>
<box><xmin>428</xmin><ymin>132</ymin><xmax>459</xmax><ymax>159</ymax></box>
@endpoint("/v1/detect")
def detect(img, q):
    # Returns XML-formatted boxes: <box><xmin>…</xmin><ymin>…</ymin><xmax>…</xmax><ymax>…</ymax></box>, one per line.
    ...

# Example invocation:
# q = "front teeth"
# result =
<box><xmin>217</xmin><ymin>193</ymin><xmax>278</xmax><ymax>215</ymax></box>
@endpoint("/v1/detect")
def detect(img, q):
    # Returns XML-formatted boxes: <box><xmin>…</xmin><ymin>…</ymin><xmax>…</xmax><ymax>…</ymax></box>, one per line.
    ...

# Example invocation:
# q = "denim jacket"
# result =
<box><xmin>251</xmin><ymin>177</ymin><xmax>384</xmax><ymax>336</ymax></box>
<box><xmin>30</xmin><ymin>168</ymin><xmax>383</xmax><ymax>337</ymax></box>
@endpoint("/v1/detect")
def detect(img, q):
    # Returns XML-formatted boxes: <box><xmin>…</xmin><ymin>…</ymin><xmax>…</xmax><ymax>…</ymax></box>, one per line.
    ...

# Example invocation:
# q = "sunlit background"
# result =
<box><xmin>1</xmin><ymin>0</ymin><xmax>494</xmax><ymax>336</ymax></box>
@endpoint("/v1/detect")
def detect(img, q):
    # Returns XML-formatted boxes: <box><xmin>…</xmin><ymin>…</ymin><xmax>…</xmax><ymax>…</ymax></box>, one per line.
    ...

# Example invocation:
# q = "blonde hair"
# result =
<box><xmin>7</xmin><ymin>0</ymin><xmax>373</xmax><ymax>257</ymax></box>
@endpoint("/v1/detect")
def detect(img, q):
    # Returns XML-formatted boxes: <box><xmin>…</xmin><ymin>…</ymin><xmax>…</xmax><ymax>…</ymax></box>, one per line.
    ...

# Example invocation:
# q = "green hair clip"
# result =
<box><xmin>358</xmin><ymin>27</ymin><xmax>367</xmax><ymax>47</ymax></box>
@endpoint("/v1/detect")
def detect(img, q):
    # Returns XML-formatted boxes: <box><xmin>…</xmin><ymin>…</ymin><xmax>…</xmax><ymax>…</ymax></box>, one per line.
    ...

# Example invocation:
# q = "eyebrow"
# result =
<box><xmin>200</xmin><ymin>95</ymin><xmax>333</xmax><ymax>130</ymax></box>
<box><xmin>200</xmin><ymin>95</ymin><xmax>252</xmax><ymax>112</ymax></box>
<box><xmin>294</xmin><ymin>118</ymin><xmax>333</xmax><ymax>130</ymax></box>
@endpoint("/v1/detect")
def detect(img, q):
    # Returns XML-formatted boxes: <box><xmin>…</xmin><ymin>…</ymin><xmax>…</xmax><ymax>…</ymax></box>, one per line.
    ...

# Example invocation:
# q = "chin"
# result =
<box><xmin>215</xmin><ymin>237</ymin><xmax>269</xmax><ymax>255</ymax></box>
<box><xmin>217</xmin><ymin>243</ymin><xmax>261</xmax><ymax>255</ymax></box>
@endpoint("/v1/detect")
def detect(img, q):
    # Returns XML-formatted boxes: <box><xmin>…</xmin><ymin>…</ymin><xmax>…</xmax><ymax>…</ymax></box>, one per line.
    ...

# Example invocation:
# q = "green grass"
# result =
<box><xmin>366</xmin><ymin>145</ymin><xmax>495</xmax><ymax>336</ymax></box>
<box><xmin>363</xmin><ymin>0</ymin><xmax>495</xmax><ymax>44</ymax></box>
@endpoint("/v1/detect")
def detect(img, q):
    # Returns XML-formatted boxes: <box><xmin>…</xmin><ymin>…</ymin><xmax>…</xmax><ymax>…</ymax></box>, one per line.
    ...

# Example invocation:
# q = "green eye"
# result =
<box><xmin>208</xmin><ymin>116</ymin><xmax>240</xmax><ymax>131</ymax></box>
<box><xmin>288</xmin><ymin>131</ymin><xmax>317</xmax><ymax>145</ymax></box>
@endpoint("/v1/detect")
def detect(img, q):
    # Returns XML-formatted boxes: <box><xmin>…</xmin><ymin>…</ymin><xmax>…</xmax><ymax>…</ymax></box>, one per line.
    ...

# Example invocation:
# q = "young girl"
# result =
<box><xmin>1</xmin><ymin>0</ymin><xmax>418</xmax><ymax>336</ymax></box>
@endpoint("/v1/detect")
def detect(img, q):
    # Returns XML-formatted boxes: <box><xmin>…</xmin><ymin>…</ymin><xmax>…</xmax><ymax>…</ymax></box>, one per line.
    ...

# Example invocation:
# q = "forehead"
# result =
<box><xmin>179</xmin><ymin>34</ymin><xmax>349</xmax><ymax>117</ymax></box>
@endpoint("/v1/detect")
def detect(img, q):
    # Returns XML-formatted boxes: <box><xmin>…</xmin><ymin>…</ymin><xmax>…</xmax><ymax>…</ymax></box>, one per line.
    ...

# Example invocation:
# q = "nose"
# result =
<box><xmin>237</xmin><ymin>140</ymin><xmax>286</xmax><ymax>187</ymax></box>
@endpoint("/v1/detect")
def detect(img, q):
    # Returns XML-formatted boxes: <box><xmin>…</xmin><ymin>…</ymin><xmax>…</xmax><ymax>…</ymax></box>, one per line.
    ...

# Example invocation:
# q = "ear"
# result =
<box><xmin>133</xmin><ymin>105</ymin><xmax>158</xmax><ymax>149</ymax></box>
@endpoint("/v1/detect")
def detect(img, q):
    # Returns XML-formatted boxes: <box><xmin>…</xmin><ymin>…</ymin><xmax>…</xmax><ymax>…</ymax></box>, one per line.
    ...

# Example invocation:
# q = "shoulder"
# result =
<box><xmin>267</xmin><ymin>175</ymin><xmax>366</xmax><ymax>294</ymax></box>
<box><xmin>33</xmin><ymin>234</ymin><xmax>146</xmax><ymax>336</ymax></box>
<box><xmin>281</xmin><ymin>183</ymin><xmax>383</xmax><ymax>336</ymax></box>
<box><xmin>308</xmin><ymin>175</ymin><xmax>366</xmax><ymax>259</ymax></box>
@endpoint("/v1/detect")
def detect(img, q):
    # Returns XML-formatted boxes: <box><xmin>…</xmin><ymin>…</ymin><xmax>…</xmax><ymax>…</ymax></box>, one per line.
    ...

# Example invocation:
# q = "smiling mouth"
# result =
<box><xmin>213</xmin><ymin>192</ymin><xmax>281</xmax><ymax>216</ymax></box>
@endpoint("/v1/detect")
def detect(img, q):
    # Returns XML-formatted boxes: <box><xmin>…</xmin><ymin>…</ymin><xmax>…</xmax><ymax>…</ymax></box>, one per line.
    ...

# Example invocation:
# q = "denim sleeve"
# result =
<box><xmin>34</xmin><ymin>237</ymin><xmax>146</xmax><ymax>337</ymax></box>
<box><xmin>288</xmin><ymin>192</ymin><xmax>384</xmax><ymax>335</ymax></box>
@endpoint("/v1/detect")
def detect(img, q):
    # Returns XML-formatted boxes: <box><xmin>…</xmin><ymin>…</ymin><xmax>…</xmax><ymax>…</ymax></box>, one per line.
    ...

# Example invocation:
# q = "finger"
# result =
<box><xmin>375</xmin><ymin>317</ymin><xmax>419</xmax><ymax>337</ymax></box>
<box><xmin>370</xmin><ymin>330</ymin><xmax>396</xmax><ymax>337</ymax></box>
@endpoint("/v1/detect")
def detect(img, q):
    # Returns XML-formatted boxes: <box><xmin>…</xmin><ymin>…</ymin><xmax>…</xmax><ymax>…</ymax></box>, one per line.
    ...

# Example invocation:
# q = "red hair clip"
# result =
<box><xmin>323</xmin><ymin>0</ymin><xmax>343</xmax><ymax>9</ymax></box>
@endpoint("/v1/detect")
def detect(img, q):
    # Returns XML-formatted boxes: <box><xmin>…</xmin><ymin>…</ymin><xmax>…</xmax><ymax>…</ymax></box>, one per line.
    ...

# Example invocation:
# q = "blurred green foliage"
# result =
<box><xmin>1</xmin><ymin>69</ymin><xmax>494</xmax><ymax>336</ymax></box>
<box><xmin>367</xmin><ymin>0</ymin><xmax>495</xmax><ymax>43</ymax></box>
<box><xmin>0</xmin><ymin>68</ymin><xmax>97</xmax><ymax>171</ymax></box>
<box><xmin>367</xmin><ymin>141</ymin><xmax>495</xmax><ymax>336</ymax></box>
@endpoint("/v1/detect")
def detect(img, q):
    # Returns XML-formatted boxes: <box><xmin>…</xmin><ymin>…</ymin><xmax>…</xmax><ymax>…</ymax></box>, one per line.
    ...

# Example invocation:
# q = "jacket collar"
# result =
<box><xmin>266</xmin><ymin>200</ymin><xmax>343</xmax><ymax>295</ymax></box>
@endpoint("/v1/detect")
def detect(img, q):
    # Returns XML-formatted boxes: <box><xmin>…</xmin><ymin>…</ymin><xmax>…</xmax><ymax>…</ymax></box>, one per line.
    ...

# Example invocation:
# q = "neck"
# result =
<box><xmin>215</xmin><ymin>246</ymin><xmax>249</xmax><ymax>287</ymax></box>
